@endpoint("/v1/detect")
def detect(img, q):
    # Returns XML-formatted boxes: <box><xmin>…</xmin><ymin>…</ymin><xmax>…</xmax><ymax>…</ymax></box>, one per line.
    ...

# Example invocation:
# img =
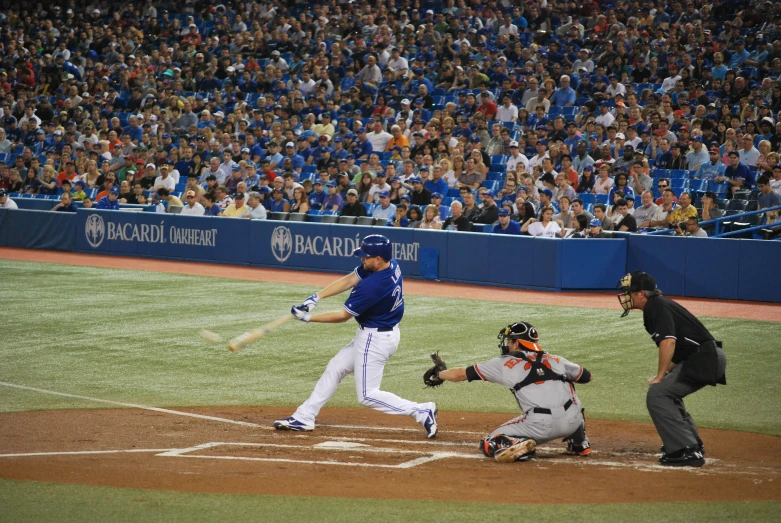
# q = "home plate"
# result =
<box><xmin>315</xmin><ymin>441</ymin><xmax>372</xmax><ymax>450</ymax></box>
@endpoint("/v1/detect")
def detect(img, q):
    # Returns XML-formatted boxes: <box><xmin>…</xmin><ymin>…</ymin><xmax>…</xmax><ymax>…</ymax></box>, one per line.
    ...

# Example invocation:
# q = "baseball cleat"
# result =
<box><xmin>662</xmin><ymin>438</ymin><xmax>705</xmax><ymax>457</ymax></box>
<box><xmin>659</xmin><ymin>447</ymin><xmax>705</xmax><ymax>467</ymax></box>
<box><xmin>495</xmin><ymin>438</ymin><xmax>537</xmax><ymax>463</ymax></box>
<box><xmin>565</xmin><ymin>438</ymin><xmax>592</xmax><ymax>456</ymax></box>
<box><xmin>422</xmin><ymin>403</ymin><xmax>438</xmax><ymax>439</ymax></box>
<box><xmin>273</xmin><ymin>417</ymin><xmax>314</xmax><ymax>432</ymax></box>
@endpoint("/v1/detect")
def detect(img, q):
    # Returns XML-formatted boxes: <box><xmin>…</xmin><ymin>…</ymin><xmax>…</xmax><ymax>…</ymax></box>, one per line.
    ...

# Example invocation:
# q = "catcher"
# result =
<box><xmin>424</xmin><ymin>321</ymin><xmax>593</xmax><ymax>463</ymax></box>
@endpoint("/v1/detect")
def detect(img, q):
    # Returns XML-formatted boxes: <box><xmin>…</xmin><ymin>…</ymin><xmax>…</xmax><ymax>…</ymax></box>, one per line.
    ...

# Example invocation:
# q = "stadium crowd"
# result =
<box><xmin>1</xmin><ymin>0</ymin><xmax>781</xmax><ymax>239</ymax></box>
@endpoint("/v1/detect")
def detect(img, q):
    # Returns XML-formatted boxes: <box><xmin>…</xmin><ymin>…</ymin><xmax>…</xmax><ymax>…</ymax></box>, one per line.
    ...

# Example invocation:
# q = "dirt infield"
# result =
<box><xmin>2</xmin><ymin>247</ymin><xmax>780</xmax><ymax>503</ymax></box>
<box><xmin>0</xmin><ymin>407</ymin><xmax>779</xmax><ymax>504</ymax></box>
<box><xmin>1</xmin><ymin>247</ymin><xmax>780</xmax><ymax>321</ymax></box>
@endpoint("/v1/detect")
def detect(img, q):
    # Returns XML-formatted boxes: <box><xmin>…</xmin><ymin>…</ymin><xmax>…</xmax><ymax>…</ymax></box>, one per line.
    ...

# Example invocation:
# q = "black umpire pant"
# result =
<box><xmin>646</xmin><ymin>347</ymin><xmax>727</xmax><ymax>454</ymax></box>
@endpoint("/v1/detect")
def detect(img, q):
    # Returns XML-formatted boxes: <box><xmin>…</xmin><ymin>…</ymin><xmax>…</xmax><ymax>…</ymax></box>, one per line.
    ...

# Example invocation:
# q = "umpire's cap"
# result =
<box><xmin>353</xmin><ymin>234</ymin><xmax>392</xmax><ymax>262</ymax></box>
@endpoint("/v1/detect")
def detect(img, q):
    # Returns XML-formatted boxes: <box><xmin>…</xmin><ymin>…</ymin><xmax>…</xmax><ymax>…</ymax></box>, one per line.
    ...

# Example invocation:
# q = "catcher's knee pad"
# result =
<box><xmin>480</xmin><ymin>435</ymin><xmax>524</xmax><ymax>458</ymax></box>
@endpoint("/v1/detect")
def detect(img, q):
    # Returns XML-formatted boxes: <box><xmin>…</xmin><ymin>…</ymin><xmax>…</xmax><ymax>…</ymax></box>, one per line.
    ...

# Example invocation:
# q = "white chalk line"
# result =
<box><xmin>0</xmin><ymin>381</ymin><xmax>482</xmax><ymax>435</ymax></box>
<box><xmin>0</xmin><ymin>381</ymin><xmax>262</xmax><ymax>428</ymax></box>
<box><xmin>3</xmin><ymin>381</ymin><xmax>778</xmax><ymax>476</ymax></box>
<box><xmin>0</xmin><ymin>448</ymin><xmax>174</xmax><ymax>458</ymax></box>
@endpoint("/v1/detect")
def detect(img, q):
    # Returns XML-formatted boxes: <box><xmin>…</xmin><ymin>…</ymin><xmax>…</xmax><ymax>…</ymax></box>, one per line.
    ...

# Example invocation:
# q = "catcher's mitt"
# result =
<box><xmin>423</xmin><ymin>351</ymin><xmax>448</xmax><ymax>388</ymax></box>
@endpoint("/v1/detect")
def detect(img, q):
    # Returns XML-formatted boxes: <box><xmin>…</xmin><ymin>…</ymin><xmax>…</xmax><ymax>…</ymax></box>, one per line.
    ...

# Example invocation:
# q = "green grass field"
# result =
<box><xmin>1</xmin><ymin>258</ymin><xmax>780</xmax><ymax>521</ymax></box>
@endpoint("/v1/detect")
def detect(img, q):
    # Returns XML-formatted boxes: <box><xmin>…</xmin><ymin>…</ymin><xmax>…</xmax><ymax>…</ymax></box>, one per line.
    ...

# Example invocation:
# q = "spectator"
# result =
<box><xmin>0</xmin><ymin>189</ymin><xmax>18</xmax><ymax>209</ymax></box>
<box><xmin>387</xmin><ymin>204</ymin><xmax>410</xmax><ymax>228</ymax></box>
<box><xmin>567</xmin><ymin>214</ymin><xmax>591</xmax><ymax>238</ymax></box>
<box><xmin>154</xmin><ymin>164</ymin><xmax>176</xmax><ymax>192</ymax></box>
<box><xmin>667</xmin><ymin>192</ymin><xmax>697</xmax><ymax>228</ymax></box>
<box><xmin>157</xmin><ymin>188</ymin><xmax>184</xmax><ymax>210</ymax></box>
<box><xmin>593</xmin><ymin>203</ymin><xmax>612</xmax><ymax>231</ymax></box>
<box><xmin>493</xmin><ymin>208</ymin><xmax>521</xmax><ymax>235</ymax></box>
<box><xmin>443</xmin><ymin>201</ymin><xmax>472</xmax><ymax>232</ymax></box>
<box><xmin>202</xmin><ymin>193</ymin><xmax>222</xmax><ymax>217</ymax></box>
<box><xmin>593</xmin><ymin>164</ymin><xmax>614</xmax><ymax>194</ymax></box>
<box><xmin>180</xmin><ymin>191</ymin><xmax>206</xmax><ymax>216</ymax></box>
<box><xmin>322</xmin><ymin>182</ymin><xmax>343</xmax><ymax>212</ymax></box>
<box><xmin>96</xmin><ymin>186</ymin><xmax>121</xmax><ymax>210</ymax></box>
<box><xmin>419</xmin><ymin>204</ymin><xmax>443</xmax><ymax>230</ymax></box>
<box><xmin>406</xmin><ymin>206</ymin><xmax>423</xmax><ymax>228</ymax></box>
<box><xmin>686</xmin><ymin>138</ymin><xmax>710</xmax><ymax>171</ymax></box>
<box><xmin>627</xmin><ymin>161</ymin><xmax>652</xmax><ymax>194</ymax></box>
<box><xmin>635</xmin><ymin>191</ymin><xmax>661</xmax><ymax>229</ymax></box>
<box><xmin>409</xmin><ymin>176</ymin><xmax>433</xmax><ymax>207</ymax></box>
<box><xmin>586</xmin><ymin>218</ymin><xmax>614</xmax><ymax>238</ymax></box>
<box><xmin>522</xmin><ymin>205</ymin><xmax>563</xmax><ymax>238</ymax></box>
<box><xmin>553</xmin><ymin>173</ymin><xmax>577</xmax><ymax>204</ymax></box>
<box><xmin>699</xmin><ymin>191</ymin><xmax>724</xmax><ymax>236</ymax></box>
<box><xmin>471</xmin><ymin>190</ymin><xmax>500</xmax><ymax>224</ymax></box>
<box><xmin>716</xmin><ymin>151</ymin><xmax>752</xmax><ymax>198</ymax></box>
<box><xmin>614</xmin><ymin>199</ymin><xmax>638</xmax><ymax>233</ymax></box>
<box><xmin>770</xmin><ymin>164</ymin><xmax>781</xmax><ymax>196</ymax></box>
<box><xmin>677</xmin><ymin>216</ymin><xmax>708</xmax><ymax>237</ymax></box>
<box><xmin>339</xmin><ymin>189</ymin><xmax>367</xmax><ymax>218</ymax></box>
<box><xmin>267</xmin><ymin>188</ymin><xmax>291</xmax><ymax>213</ymax></box>
<box><xmin>244</xmin><ymin>192</ymin><xmax>268</xmax><ymax>220</ymax></box>
<box><xmin>290</xmin><ymin>187</ymin><xmax>310</xmax><ymax>214</ymax></box>
<box><xmin>372</xmin><ymin>191</ymin><xmax>397</xmax><ymax>221</ymax></box>
<box><xmin>696</xmin><ymin>146</ymin><xmax>728</xmax><ymax>180</ymax></box>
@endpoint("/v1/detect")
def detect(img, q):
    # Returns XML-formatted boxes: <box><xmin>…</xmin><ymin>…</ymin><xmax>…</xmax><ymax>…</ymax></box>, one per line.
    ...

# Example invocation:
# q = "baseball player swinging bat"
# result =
<box><xmin>227</xmin><ymin>314</ymin><xmax>293</xmax><ymax>352</ymax></box>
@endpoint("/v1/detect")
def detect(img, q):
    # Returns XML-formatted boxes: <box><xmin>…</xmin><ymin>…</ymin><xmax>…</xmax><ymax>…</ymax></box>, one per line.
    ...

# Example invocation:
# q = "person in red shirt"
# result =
<box><xmin>476</xmin><ymin>92</ymin><xmax>498</xmax><ymax>121</ymax></box>
<box><xmin>57</xmin><ymin>160</ymin><xmax>81</xmax><ymax>184</ymax></box>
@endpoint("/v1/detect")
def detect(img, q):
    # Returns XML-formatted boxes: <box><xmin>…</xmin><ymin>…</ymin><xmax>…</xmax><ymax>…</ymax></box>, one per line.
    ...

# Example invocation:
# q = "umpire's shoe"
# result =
<box><xmin>273</xmin><ymin>416</ymin><xmax>314</xmax><ymax>432</ymax></box>
<box><xmin>495</xmin><ymin>438</ymin><xmax>537</xmax><ymax>464</ymax></box>
<box><xmin>659</xmin><ymin>446</ymin><xmax>705</xmax><ymax>467</ymax></box>
<box><xmin>662</xmin><ymin>437</ymin><xmax>705</xmax><ymax>457</ymax></box>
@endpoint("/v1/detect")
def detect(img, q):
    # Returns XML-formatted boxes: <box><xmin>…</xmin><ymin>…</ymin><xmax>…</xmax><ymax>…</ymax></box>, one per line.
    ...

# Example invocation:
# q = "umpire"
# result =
<box><xmin>617</xmin><ymin>272</ymin><xmax>727</xmax><ymax>467</ymax></box>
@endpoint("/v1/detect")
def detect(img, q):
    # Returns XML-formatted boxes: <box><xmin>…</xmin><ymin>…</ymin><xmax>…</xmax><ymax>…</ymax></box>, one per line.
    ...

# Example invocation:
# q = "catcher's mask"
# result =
<box><xmin>498</xmin><ymin>322</ymin><xmax>541</xmax><ymax>355</ymax></box>
<box><xmin>617</xmin><ymin>271</ymin><xmax>661</xmax><ymax>317</ymax></box>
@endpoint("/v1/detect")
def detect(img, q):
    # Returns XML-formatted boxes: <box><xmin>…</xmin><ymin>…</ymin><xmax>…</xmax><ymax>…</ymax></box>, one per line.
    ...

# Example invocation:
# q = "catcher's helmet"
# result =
<box><xmin>617</xmin><ymin>271</ymin><xmax>660</xmax><ymax>317</ymax></box>
<box><xmin>353</xmin><ymin>234</ymin><xmax>393</xmax><ymax>262</ymax></box>
<box><xmin>498</xmin><ymin>321</ymin><xmax>541</xmax><ymax>355</ymax></box>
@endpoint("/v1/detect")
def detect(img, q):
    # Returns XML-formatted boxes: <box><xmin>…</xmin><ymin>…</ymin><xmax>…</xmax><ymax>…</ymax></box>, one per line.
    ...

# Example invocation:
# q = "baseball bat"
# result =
<box><xmin>227</xmin><ymin>314</ymin><xmax>293</xmax><ymax>353</ymax></box>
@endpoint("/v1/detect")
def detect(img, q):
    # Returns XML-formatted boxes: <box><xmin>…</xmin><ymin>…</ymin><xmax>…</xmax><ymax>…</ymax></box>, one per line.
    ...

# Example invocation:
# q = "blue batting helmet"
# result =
<box><xmin>353</xmin><ymin>234</ymin><xmax>392</xmax><ymax>262</ymax></box>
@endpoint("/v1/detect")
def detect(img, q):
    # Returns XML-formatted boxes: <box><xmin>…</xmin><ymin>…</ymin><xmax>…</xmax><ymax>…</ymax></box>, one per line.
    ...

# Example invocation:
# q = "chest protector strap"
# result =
<box><xmin>508</xmin><ymin>351</ymin><xmax>567</xmax><ymax>392</ymax></box>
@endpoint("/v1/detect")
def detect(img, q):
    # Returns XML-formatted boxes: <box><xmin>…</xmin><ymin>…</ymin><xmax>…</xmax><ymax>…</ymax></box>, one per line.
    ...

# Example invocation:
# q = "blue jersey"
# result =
<box><xmin>344</xmin><ymin>259</ymin><xmax>404</xmax><ymax>328</ymax></box>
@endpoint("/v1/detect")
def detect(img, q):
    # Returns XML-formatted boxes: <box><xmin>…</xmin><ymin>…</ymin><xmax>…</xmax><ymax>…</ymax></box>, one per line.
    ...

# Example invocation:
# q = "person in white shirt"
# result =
<box><xmin>368</xmin><ymin>172</ymin><xmax>391</xmax><ymax>202</ymax></box>
<box><xmin>387</xmin><ymin>47</ymin><xmax>409</xmax><ymax>79</ymax></box>
<box><xmin>153</xmin><ymin>165</ymin><xmax>176</xmax><ymax>191</ymax></box>
<box><xmin>497</xmin><ymin>16</ymin><xmax>518</xmax><ymax>37</ymax></box>
<box><xmin>366</xmin><ymin>121</ymin><xmax>393</xmax><ymax>152</ymax></box>
<box><xmin>738</xmin><ymin>134</ymin><xmax>761</xmax><ymax>167</ymax></box>
<box><xmin>0</xmin><ymin>190</ymin><xmax>18</xmax><ymax>209</ymax></box>
<box><xmin>522</xmin><ymin>205</ymin><xmax>563</xmax><ymax>237</ymax></box>
<box><xmin>496</xmin><ymin>95</ymin><xmax>519</xmax><ymax>124</ymax></box>
<box><xmin>606</xmin><ymin>75</ymin><xmax>626</xmax><ymax>97</ymax></box>
<box><xmin>595</xmin><ymin>103</ymin><xmax>616</xmax><ymax>127</ymax></box>
<box><xmin>506</xmin><ymin>141</ymin><xmax>530</xmax><ymax>172</ymax></box>
<box><xmin>244</xmin><ymin>191</ymin><xmax>268</xmax><ymax>219</ymax></box>
<box><xmin>180</xmin><ymin>190</ymin><xmax>205</xmax><ymax>215</ymax></box>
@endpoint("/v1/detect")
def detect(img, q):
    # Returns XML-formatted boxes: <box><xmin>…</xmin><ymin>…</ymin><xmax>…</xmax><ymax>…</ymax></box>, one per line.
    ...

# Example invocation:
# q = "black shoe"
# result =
<box><xmin>661</xmin><ymin>438</ymin><xmax>705</xmax><ymax>456</ymax></box>
<box><xmin>659</xmin><ymin>446</ymin><xmax>705</xmax><ymax>467</ymax></box>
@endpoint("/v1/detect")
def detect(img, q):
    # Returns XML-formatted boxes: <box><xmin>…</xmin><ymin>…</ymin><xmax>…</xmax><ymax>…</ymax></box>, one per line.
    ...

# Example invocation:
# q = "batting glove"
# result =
<box><xmin>301</xmin><ymin>293</ymin><xmax>320</xmax><ymax>312</ymax></box>
<box><xmin>291</xmin><ymin>305</ymin><xmax>311</xmax><ymax>323</ymax></box>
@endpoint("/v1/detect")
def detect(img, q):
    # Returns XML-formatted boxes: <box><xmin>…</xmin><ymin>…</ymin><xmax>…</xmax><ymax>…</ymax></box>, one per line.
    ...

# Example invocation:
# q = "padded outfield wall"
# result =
<box><xmin>0</xmin><ymin>208</ymin><xmax>778</xmax><ymax>302</ymax></box>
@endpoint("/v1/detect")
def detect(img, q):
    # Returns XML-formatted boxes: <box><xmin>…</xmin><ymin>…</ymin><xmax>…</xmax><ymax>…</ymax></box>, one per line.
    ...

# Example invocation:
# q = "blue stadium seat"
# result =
<box><xmin>447</xmin><ymin>188</ymin><xmax>461</xmax><ymax>198</ymax></box>
<box><xmin>709</xmin><ymin>181</ymin><xmax>729</xmax><ymax>197</ymax></box>
<box><xmin>302</xmin><ymin>165</ymin><xmax>316</xmax><ymax>174</ymax></box>
<box><xmin>668</xmin><ymin>169</ymin><xmax>688</xmax><ymax>179</ymax></box>
<box><xmin>487</xmin><ymin>171</ymin><xmax>505</xmax><ymax>182</ymax></box>
<box><xmin>595</xmin><ymin>194</ymin><xmax>609</xmax><ymax>205</ymax></box>
<box><xmin>650</xmin><ymin>169</ymin><xmax>668</xmax><ymax>179</ymax></box>
<box><xmin>362</xmin><ymin>202</ymin><xmax>376</xmax><ymax>214</ymax></box>
<box><xmin>670</xmin><ymin>179</ymin><xmax>689</xmax><ymax>191</ymax></box>
<box><xmin>442</xmin><ymin>196</ymin><xmax>454</xmax><ymax>206</ymax></box>
<box><xmin>578</xmin><ymin>193</ymin><xmax>596</xmax><ymax>206</ymax></box>
<box><xmin>439</xmin><ymin>206</ymin><xmax>452</xmax><ymax>220</ymax></box>
<box><xmin>482</xmin><ymin>180</ymin><xmax>500</xmax><ymax>192</ymax></box>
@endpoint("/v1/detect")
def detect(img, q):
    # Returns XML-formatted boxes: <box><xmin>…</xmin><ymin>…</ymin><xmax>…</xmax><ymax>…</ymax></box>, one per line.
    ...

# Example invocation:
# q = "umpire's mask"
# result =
<box><xmin>617</xmin><ymin>272</ymin><xmax>660</xmax><ymax>317</ymax></box>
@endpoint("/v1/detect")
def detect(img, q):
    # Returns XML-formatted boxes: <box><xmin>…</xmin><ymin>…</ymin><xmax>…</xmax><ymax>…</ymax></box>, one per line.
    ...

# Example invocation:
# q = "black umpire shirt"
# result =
<box><xmin>642</xmin><ymin>295</ymin><xmax>715</xmax><ymax>364</ymax></box>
